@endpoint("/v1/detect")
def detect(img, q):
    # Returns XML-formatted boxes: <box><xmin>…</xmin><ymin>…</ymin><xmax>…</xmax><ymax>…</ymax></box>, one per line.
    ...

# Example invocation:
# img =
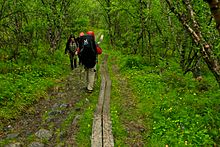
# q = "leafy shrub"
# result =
<box><xmin>121</xmin><ymin>56</ymin><xmax>144</xmax><ymax>70</ymax></box>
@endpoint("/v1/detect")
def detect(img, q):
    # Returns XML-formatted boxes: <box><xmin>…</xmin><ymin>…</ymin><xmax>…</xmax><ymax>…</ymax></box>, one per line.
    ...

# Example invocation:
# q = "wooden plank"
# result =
<box><xmin>91</xmin><ymin>54</ymin><xmax>114</xmax><ymax>147</ymax></box>
<box><xmin>91</xmin><ymin>114</ymin><xmax>103</xmax><ymax>147</ymax></box>
<box><xmin>103</xmin><ymin>79</ymin><xmax>114</xmax><ymax>147</ymax></box>
<box><xmin>91</xmin><ymin>76</ymin><xmax>106</xmax><ymax>147</ymax></box>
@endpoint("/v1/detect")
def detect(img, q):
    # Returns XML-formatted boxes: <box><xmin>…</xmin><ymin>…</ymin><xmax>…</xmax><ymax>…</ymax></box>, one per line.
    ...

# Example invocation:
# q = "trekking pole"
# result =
<box><xmin>96</xmin><ymin>34</ymin><xmax>104</xmax><ymax>81</ymax></box>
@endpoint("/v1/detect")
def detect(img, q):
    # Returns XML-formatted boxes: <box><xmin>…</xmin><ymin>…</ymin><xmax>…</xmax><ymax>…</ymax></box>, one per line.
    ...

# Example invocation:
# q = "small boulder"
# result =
<box><xmin>35</xmin><ymin>129</ymin><xmax>52</xmax><ymax>140</ymax></box>
<box><xmin>28</xmin><ymin>142</ymin><xmax>44</xmax><ymax>147</ymax></box>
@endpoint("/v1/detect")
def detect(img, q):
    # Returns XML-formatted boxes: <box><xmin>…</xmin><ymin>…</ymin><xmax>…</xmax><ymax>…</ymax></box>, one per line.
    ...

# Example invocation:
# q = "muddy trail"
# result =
<box><xmin>0</xmin><ymin>66</ymin><xmax>92</xmax><ymax>146</ymax></box>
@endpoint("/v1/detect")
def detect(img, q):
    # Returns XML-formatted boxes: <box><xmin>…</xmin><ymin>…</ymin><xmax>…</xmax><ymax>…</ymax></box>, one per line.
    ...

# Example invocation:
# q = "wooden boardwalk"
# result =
<box><xmin>91</xmin><ymin>54</ymin><xmax>114</xmax><ymax>147</ymax></box>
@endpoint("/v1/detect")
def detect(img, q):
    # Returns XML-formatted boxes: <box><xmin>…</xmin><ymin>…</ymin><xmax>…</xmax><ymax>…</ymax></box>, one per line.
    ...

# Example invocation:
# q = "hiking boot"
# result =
<box><xmin>87</xmin><ymin>90</ymin><xmax>93</xmax><ymax>93</ymax></box>
<box><xmin>86</xmin><ymin>88</ymin><xmax>93</xmax><ymax>93</ymax></box>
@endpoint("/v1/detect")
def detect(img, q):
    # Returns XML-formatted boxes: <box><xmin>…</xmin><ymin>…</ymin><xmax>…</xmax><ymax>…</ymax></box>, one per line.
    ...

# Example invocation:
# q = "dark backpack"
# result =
<box><xmin>78</xmin><ymin>35</ymin><xmax>97</xmax><ymax>68</ymax></box>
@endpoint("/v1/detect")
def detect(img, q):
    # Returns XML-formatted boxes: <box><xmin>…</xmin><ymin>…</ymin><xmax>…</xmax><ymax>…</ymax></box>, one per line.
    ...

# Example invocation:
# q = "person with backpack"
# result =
<box><xmin>76</xmin><ymin>31</ymin><xmax>102</xmax><ymax>93</ymax></box>
<box><xmin>77</xmin><ymin>32</ymin><xmax>85</xmax><ymax>65</ymax></box>
<box><xmin>65</xmin><ymin>34</ymin><xmax>78</xmax><ymax>70</ymax></box>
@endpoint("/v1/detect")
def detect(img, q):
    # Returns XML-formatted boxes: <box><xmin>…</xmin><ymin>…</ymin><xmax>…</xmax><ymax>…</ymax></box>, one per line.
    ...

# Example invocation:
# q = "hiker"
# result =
<box><xmin>65</xmin><ymin>34</ymin><xmax>78</xmax><ymax>70</ymax></box>
<box><xmin>77</xmin><ymin>32</ymin><xmax>85</xmax><ymax>65</ymax></box>
<box><xmin>76</xmin><ymin>31</ymin><xmax>102</xmax><ymax>93</ymax></box>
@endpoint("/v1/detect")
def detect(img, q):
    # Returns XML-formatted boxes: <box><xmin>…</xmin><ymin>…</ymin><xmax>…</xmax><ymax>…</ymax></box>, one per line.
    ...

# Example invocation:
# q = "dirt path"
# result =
<box><xmin>0</xmin><ymin>67</ymin><xmax>89</xmax><ymax>146</ymax></box>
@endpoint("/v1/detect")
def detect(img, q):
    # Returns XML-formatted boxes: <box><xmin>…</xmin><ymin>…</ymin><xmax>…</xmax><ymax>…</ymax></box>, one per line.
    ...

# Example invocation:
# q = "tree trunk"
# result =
<box><xmin>139</xmin><ymin>0</ymin><xmax>144</xmax><ymax>56</ymax></box>
<box><xmin>205</xmin><ymin>0</ymin><xmax>220</xmax><ymax>34</ymax></box>
<box><xmin>166</xmin><ymin>0</ymin><xmax>220</xmax><ymax>86</ymax></box>
<box><xmin>106</xmin><ymin>0</ymin><xmax>114</xmax><ymax>46</ymax></box>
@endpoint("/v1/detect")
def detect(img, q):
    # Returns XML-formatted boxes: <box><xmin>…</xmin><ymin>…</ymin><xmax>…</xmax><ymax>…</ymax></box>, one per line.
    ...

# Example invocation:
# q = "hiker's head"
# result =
<box><xmin>79</xmin><ymin>32</ymin><xmax>84</xmax><ymax>37</ymax></box>
<box><xmin>87</xmin><ymin>31</ymin><xmax>95</xmax><ymax>39</ymax></box>
<box><xmin>68</xmin><ymin>34</ymin><xmax>75</xmax><ymax>43</ymax></box>
<box><xmin>71</xmin><ymin>38</ymin><xmax>75</xmax><ymax>43</ymax></box>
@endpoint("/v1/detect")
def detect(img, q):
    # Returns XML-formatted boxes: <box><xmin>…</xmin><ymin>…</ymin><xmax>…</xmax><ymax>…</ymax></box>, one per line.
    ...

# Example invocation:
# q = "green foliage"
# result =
<box><xmin>110</xmin><ymin>76</ymin><xmax>128</xmax><ymax>145</ymax></box>
<box><xmin>0</xmin><ymin>49</ymin><xmax>69</xmax><ymax>120</ymax></box>
<box><xmin>111</xmin><ymin>50</ymin><xmax>220</xmax><ymax>146</ymax></box>
<box><xmin>111</xmin><ymin>105</ymin><xmax>128</xmax><ymax>146</ymax></box>
<box><xmin>136</xmin><ymin>68</ymin><xmax>219</xmax><ymax>145</ymax></box>
<box><xmin>75</xmin><ymin>82</ymin><xmax>100</xmax><ymax>146</ymax></box>
<box><xmin>120</xmin><ymin>55</ymin><xmax>145</xmax><ymax>70</ymax></box>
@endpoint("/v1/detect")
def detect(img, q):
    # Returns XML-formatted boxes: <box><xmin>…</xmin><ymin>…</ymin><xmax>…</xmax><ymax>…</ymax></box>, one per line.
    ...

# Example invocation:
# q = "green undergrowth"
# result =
<box><xmin>75</xmin><ymin>92</ymin><xmax>98</xmax><ymax>146</ymax></box>
<box><xmin>108</xmin><ymin>50</ymin><xmax>220</xmax><ymax>146</ymax></box>
<box><xmin>0</xmin><ymin>49</ymin><xmax>70</xmax><ymax>121</ymax></box>
<box><xmin>108</xmin><ymin>61</ymin><xmax>128</xmax><ymax>145</ymax></box>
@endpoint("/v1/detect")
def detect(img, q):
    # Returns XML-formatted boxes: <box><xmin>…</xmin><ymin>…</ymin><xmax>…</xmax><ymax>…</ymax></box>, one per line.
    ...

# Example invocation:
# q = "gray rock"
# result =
<box><xmin>52</xmin><ymin>103</ymin><xmax>59</xmax><ymax>109</ymax></box>
<box><xmin>48</xmin><ymin>110</ymin><xmax>63</xmax><ymax>116</ymax></box>
<box><xmin>35</xmin><ymin>129</ymin><xmax>52</xmax><ymax>140</ymax></box>
<box><xmin>5</xmin><ymin>142</ymin><xmax>23</xmax><ymax>147</ymax></box>
<box><xmin>28</xmin><ymin>142</ymin><xmax>44</xmax><ymax>147</ymax></box>
<box><xmin>6</xmin><ymin>133</ymin><xmax>20</xmax><ymax>139</ymax></box>
<box><xmin>46</xmin><ymin>117</ymin><xmax>56</xmax><ymax>123</ymax></box>
<box><xmin>59</xmin><ymin>103</ymin><xmax>68</xmax><ymax>108</ymax></box>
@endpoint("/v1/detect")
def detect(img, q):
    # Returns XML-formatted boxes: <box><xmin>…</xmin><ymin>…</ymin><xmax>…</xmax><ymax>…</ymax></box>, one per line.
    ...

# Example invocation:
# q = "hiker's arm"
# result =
<box><xmin>76</xmin><ymin>47</ymin><xmax>80</xmax><ymax>55</ymax></box>
<box><xmin>96</xmin><ymin>44</ymin><xmax>102</xmax><ymax>54</ymax></box>
<box><xmin>97</xmin><ymin>35</ymin><xmax>104</xmax><ymax>44</ymax></box>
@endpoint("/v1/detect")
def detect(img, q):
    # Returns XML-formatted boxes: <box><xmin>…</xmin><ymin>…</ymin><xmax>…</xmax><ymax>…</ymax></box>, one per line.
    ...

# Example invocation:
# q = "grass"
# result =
<box><xmin>108</xmin><ymin>51</ymin><xmax>150</xmax><ymax>146</ymax></box>
<box><xmin>110</xmin><ymin>73</ymin><xmax>129</xmax><ymax>146</ymax></box>
<box><xmin>1</xmin><ymin>41</ymin><xmax>220</xmax><ymax>146</ymax></box>
<box><xmin>107</xmin><ymin>50</ymin><xmax>220</xmax><ymax>146</ymax></box>
<box><xmin>0</xmin><ymin>49</ymin><xmax>70</xmax><ymax>121</ymax></box>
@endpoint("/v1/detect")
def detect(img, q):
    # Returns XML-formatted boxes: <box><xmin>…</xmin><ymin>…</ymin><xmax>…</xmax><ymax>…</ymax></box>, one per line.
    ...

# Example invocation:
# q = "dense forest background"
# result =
<box><xmin>1</xmin><ymin>0</ymin><xmax>220</xmax><ymax>146</ymax></box>
<box><xmin>2</xmin><ymin>0</ymin><xmax>220</xmax><ymax>84</ymax></box>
